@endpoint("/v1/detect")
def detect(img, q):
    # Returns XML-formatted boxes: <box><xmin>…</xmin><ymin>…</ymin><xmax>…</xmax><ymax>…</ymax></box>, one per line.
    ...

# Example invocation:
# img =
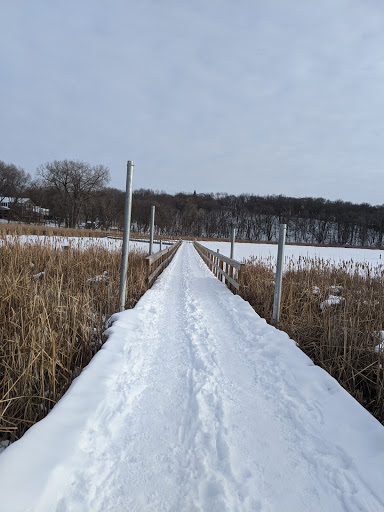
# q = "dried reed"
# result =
<box><xmin>0</xmin><ymin>235</ymin><xmax>147</xmax><ymax>442</ymax></box>
<box><xmin>0</xmin><ymin>222</ymin><xmax>105</xmax><ymax>238</ymax></box>
<box><xmin>240</xmin><ymin>256</ymin><xmax>384</xmax><ymax>424</ymax></box>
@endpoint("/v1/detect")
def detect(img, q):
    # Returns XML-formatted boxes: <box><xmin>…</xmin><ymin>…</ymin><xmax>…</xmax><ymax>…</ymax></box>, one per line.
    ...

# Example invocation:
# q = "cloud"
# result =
<box><xmin>1</xmin><ymin>0</ymin><xmax>384</xmax><ymax>204</ymax></box>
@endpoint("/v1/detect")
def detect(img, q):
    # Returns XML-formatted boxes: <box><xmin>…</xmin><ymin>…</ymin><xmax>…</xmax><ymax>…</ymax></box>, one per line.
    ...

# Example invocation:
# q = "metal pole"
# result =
<box><xmin>230</xmin><ymin>227</ymin><xmax>236</xmax><ymax>259</ymax></box>
<box><xmin>159</xmin><ymin>239</ymin><xmax>162</xmax><ymax>251</ymax></box>
<box><xmin>149</xmin><ymin>205</ymin><xmax>155</xmax><ymax>255</ymax></box>
<box><xmin>272</xmin><ymin>223</ymin><xmax>287</xmax><ymax>327</ymax></box>
<box><xmin>119</xmin><ymin>161</ymin><xmax>134</xmax><ymax>312</ymax></box>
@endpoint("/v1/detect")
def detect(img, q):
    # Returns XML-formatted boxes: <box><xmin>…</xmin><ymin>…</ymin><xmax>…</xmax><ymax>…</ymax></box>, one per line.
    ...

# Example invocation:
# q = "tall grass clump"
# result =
<box><xmin>240</xmin><ymin>256</ymin><xmax>384</xmax><ymax>425</ymax></box>
<box><xmin>0</xmin><ymin>237</ymin><xmax>147</xmax><ymax>443</ymax></box>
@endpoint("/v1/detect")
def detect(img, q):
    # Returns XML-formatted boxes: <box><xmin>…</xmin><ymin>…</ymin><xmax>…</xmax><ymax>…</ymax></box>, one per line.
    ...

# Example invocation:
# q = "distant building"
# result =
<box><xmin>0</xmin><ymin>197</ymin><xmax>33</xmax><ymax>209</ymax></box>
<box><xmin>0</xmin><ymin>204</ymin><xmax>10</xmax><ymax>219</ymax></box>
<box><xmin>0</xmin><ymin>197</ymin><xmax>50</xmax><ymax>221</ymax></box>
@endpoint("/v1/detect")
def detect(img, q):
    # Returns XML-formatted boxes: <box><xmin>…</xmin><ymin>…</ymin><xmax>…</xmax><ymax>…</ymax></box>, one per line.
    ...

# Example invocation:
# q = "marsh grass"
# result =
<box><xmin>0</xmin><ymin>222</ymin><xmax>182</xmax><ymax>242</ymax></box>
<box><xmin>0</xmin><ymin>222</ymin><xmax>106</xmax><ymax>238</ymax></box>
<box><xmin>0</xmin><ymin>236</ymin><xmax>147</xmax><ymax>442</ymax></box>
<box><xmin>240</xmin><ymin>256</ymin><xmax>384</xmax><ymax>424</ymax></box>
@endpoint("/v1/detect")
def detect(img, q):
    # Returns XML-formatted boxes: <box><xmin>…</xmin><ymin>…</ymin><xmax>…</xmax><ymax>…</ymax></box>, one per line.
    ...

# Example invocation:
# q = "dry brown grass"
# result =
<box><xmin>0</xmin><ymin>222</ymin><xmax>107</xmax><ymax>238</ymax></box>
<box><xmin>0</xmin><ymin>236</ymin><xmax>147</xmax><ymax>442</ymax></box>
<box><xmin>0</xmin><ymin>222</ymin><xmax>180</xmax><ymax>241</ymax></box>
<box><xmin>240</xmin><ymin>256</ymin><xmax>384</xmax><ymax>424</ymax></box>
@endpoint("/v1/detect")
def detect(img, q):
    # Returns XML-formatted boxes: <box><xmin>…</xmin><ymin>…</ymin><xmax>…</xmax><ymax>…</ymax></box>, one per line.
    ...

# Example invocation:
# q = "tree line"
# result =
<box><xmin>130</xmin><ymin>190</ymin><xmax>384</xmax><ymax>247</ymax></box>
<box><xmin>1</xmin><ymin>159</ymin><xmax>384</xmax><ymax>246</ymax></box>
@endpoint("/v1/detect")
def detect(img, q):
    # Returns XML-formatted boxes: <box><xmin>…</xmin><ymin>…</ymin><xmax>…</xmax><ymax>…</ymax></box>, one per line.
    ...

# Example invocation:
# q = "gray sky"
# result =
<box><xmin>1</xmin><ymin>0</ymin><xmax>384</xmax><ymax>205</ymax></box>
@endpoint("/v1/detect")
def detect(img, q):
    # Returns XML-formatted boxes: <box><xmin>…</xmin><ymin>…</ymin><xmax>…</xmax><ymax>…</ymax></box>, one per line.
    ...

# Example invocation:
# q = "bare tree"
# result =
<box><xmin>37</xmin><ymin>160</ymin><xmax>110</xmax><ymax>228</ymax></box>
<box><xmin>94</xmin><ymin>188</ymin><xmax>125</xmax><ymax>229</ymax></box>
<box><xmin>0</xmin><ymin>161</ymin><xmax>31</xmax><ymax>202</ymax></box>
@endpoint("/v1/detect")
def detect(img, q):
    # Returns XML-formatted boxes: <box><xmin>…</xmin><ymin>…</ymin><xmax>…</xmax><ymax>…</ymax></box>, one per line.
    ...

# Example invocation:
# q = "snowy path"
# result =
<box><xmin>1</xmin><ymin>242</ymin><xmax>384</xmax><ymax>511</ymax></box>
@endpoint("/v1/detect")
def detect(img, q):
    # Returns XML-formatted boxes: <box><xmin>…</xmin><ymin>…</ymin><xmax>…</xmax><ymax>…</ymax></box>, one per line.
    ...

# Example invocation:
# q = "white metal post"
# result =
<box><xmin>149</xmin><ymin>205</ymin><xmax>155</xmax><ymax>255</ymax></box>
<box><xmin>119</xmin><ymin>161</ymin><xmax>134</xmax><ymax>312</ymax></box>
<box><xmin>230</xmin><ymin>228</ymin><xmax>236</xmax><ymax>259</ymax></box>
<box><xmin>272</xmin><ymin>224</ymin><xmax>287</xmax><ymax>327</ymax></box>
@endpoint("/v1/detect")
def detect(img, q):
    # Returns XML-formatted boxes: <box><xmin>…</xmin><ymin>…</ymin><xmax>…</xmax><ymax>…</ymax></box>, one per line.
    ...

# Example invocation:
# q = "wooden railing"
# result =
<box><xmin>146</xmin><ymin>240</ymin><xmax>182</xmax><ymax>287</ymax></box>
<box><xmin>107</xmin><ymin>233</ymin><xmax>175</xmax><ymax>248</ymax></box>
<box><xmin>193</xmin><ymin>241</ymin><xmax>243</xmax><ymax>293</ymax></box>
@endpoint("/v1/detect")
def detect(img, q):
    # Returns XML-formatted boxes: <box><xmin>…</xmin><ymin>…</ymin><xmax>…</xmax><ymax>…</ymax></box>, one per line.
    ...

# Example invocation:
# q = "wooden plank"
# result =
<box><xmin>146</xmin><ymin>240</ymin><xmax>182</xmax><ymax>285</ymax></box>
<box><xmin>148</xmin><ymin>253</ymin><xmax>170</xmax><ymax>278</ymax></box>
<box><xmin>194</xmin><ymin>242</ymin><xmax>242</xmax><ymax>269</ymax></box>
<box><xmin>193</xmin><ymin>241</ymin><xmax>241</xmax><ymax>291</ymax></box>
<box><xmin>195</xmin><ymin>242</ymin><xmax>242</xmax><ymax>270</ymax></box>
<box><xmin>147</xmin><ymin>253</ymin><xmax>173</xmax><ymax>284</ymax></box>
<box><xmin>199</xmin><ymin>252</ymin><xmax>211</xmax><ymax>267</ymax></box>
<box><xmin>147</xmin><ymin>247</ymin><xmax>170</xmax><ymax>265</ymax></box>
<box><xmin>208</xmin><ymin>259</ymin><xmax>233</xmax><ymax>284</ymax></box>
<box><xmin>146</xmin><ymin>240</ymin><xmax>181</xmax><ymax>265</ymax></box>
<box><xmin>209</xmin><ymin>261</ymin><xmax>239</xmax><ymax>290</ymax></box>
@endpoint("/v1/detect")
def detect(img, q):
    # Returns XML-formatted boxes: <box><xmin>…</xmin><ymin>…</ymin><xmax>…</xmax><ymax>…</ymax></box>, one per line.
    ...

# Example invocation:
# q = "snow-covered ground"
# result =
<box><xmin>1</xmin><ymin>235</ymin><xmax>165</xmax><ymax>253</ymax></box>
<box><xmin>0</xmin><ymin>242</ymin><xmax>383</xmax><ymax>511</ymax></box>
<box><xmin>202</xmin><ymin>241</ymin><xmax>384</xmax><ymax>272</ymax></box>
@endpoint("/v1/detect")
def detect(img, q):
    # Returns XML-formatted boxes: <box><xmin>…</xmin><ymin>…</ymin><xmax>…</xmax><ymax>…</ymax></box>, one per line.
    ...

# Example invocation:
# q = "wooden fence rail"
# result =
<box><xmin>146</xmin><ymin>240</ymin><xmax>182</xmax><ymax>287</ymax></box>
<box><xmin>107</xmin><ymin>233</ymin><xmax>174</xmax><ymax>246</ymax></box>
<box><xmin>193</xmin><ymin>241</ymin><xmax>243</xmax><ymax>293</ymax></box>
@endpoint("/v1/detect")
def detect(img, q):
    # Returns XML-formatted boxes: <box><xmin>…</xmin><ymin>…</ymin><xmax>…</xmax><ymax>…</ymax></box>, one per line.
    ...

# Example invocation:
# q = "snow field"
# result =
<box><xmin>1</xmin><ymin>235</ymin><xmax>164</xmax><ymax>253</ymax></box>
<box><xmin>0</xmin><ymin>243</ymin><xmax>383</xmax><ymax>511</ymax></box>
<box><xmin>201</xmin><ymin>240</ymin><xmax>384</xmax><ymax>272</ymax></box>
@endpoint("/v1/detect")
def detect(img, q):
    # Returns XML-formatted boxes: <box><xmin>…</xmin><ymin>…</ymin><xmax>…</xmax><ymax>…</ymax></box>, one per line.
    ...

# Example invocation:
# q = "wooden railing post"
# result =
<box><xmin>237</xmin><ymin>264</ymin><xmax>243</xmax><ymax>295</ymax></box>
<box><xmin>193</xmin><ymin>241</ymin><xmax>242</xmax><ymax>294</ymax></box>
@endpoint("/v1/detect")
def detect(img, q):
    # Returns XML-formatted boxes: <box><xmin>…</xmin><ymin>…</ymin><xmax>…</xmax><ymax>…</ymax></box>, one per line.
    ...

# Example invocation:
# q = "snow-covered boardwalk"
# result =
<box><xmin>1</xmin><ymin>242</ymin><xmax>384</xmax><ymax>512</ymax></box>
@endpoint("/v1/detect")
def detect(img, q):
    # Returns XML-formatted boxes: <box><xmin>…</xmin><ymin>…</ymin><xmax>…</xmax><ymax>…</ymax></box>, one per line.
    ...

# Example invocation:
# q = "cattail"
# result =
<box><xmin>0</xmin><ymin>227</ymin><xmax>148</xmax><ymax>442</ymax></box>
<box><xmin>241</xmin><ymin>253</ymin><xmax>384</xmax><ymax>425</ymax></box>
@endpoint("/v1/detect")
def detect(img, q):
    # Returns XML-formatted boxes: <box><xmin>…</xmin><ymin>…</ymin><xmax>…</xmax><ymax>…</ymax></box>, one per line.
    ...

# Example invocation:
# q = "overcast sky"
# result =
<box><xmin>1</xmin><ymin>1</ymin><xmax>384</xmax><ymax>205</ymax></box>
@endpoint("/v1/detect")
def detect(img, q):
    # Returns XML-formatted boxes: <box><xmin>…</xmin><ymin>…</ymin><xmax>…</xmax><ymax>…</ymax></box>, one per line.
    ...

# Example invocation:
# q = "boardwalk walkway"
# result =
<box><xmin>0</xmin><ymin>242</ymin><xmax>383</xmax><ymax>511</ymax></box>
